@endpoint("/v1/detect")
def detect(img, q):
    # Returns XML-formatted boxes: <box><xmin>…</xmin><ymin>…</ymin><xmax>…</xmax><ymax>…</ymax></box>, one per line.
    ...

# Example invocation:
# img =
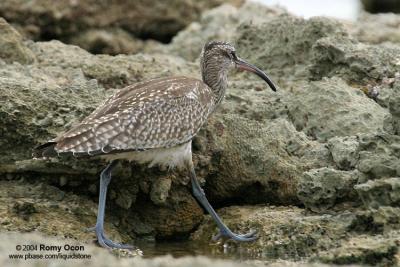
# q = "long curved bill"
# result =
<box><xmin>235</xmin><ymin>58</ymin><xmax>277</xmax><ymax>92</ymax></box>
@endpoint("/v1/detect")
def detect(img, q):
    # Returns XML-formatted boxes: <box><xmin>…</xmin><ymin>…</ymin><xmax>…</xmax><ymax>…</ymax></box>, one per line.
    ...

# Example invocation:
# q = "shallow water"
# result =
<box><xmin>137</xmin><ymin>240</ymin><xmax>260</xmax><ymax>260</ymax></box>
<box><xmin>136</xmin><ymin>240</ymin><xmax>305</xmax><ymax>262</ymax></box>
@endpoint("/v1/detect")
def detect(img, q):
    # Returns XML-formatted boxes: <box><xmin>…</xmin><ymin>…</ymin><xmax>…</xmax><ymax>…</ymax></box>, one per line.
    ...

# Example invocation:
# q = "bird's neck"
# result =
<box><xmin>201</xmin><ymin>63</ymin><xmax>229</xmax><ymax>106</ymax></box>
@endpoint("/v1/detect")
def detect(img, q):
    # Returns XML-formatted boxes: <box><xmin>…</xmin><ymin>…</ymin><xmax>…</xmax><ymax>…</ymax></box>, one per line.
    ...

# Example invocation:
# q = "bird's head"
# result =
<box><xmin>201</xmin><ymin>41</ymin><xmax>277</xmax><ymax>92</ymax></box>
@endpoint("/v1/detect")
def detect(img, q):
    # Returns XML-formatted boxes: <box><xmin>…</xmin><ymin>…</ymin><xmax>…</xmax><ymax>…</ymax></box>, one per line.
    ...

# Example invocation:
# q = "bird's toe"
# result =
<box><xmin>213</xmin><ymin>229</ymin><xmax>258</xmax><ymax>242</ymax></box>
<box><xmin>102</xmin><ymin>236</ymin><xmax>135</xmax><ymax>250</ymax></box>
<box><xmin>91</xmin><ymin>225</ymin><xmax>135</xmax><ymax>250</ymax></box>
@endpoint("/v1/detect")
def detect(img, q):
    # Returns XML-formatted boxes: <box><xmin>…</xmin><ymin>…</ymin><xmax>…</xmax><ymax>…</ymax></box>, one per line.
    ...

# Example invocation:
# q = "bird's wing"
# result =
<box><xmin>54</xmin><ymin>76</ymin><xmax>214</xmax><ymax>155</ymax></box>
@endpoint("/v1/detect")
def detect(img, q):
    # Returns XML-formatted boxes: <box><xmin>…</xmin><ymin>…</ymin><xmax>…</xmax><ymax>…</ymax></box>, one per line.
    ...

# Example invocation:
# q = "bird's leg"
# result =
<box><xmin>87</xmin><ymin>160</ymin><xmax>134</xmax><ymax>249</ymax></box>
<box><xmin>188</xmin><ymin>161</ymin><xmax>257</xmax><ymax>242</ymax></box>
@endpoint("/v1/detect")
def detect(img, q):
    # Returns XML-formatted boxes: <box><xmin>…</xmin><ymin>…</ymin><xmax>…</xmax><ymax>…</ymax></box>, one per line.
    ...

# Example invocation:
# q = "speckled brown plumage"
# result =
<box><xmin>40</xmin><ymin>76</ymin><xmax>215</xmax><ymax>157</ymax></box>
<box><xmin>34</xmin><ymin>41</ymin><xmax>276</xmax><ymax>163</ymax></box>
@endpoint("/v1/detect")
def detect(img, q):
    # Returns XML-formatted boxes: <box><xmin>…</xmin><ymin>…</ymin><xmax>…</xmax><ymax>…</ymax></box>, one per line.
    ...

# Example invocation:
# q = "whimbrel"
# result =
<box><xmin>33</xmin><ymin>41</ymin><xmax>277</xmax><ymax>249</ymax></box>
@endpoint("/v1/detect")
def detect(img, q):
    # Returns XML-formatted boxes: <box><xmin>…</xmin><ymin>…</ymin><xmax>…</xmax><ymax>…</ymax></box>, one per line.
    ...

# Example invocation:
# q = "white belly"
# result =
<box><xmin>100</xmin><ymin>141</ymin><xmax>192</xmax><ymax>170</ymax></box>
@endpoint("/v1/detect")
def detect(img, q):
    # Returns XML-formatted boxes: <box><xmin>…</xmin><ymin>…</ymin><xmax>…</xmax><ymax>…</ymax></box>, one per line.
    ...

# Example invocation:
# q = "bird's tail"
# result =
<box><xmin>32</xmin><ymin>141</ymin><xmax>58</xmax><ymax>158</ymax></box>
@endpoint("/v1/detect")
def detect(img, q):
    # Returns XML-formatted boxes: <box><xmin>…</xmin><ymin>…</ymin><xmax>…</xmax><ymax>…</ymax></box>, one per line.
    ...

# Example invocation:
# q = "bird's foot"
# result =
<box><xmin>86</xmin><ymin>225</ymin><xmax>134</xmax><ymax>250</ymax></box>
<box><xmin>212</xmin><ymin>228</ymin><xmax>258</xmax><ymax>242</ymax></box>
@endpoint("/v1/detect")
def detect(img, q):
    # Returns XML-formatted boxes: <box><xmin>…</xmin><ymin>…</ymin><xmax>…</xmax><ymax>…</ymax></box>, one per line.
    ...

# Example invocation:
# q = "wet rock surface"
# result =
<box><xmin>192</xmin><ymin>206</ymin><xmax>400</xmax><ymax>266</ymax></box>
<box><xmin>0</xmin><ymin>1</ymin><xmax>400</xmax><ymax>266</ymax></box>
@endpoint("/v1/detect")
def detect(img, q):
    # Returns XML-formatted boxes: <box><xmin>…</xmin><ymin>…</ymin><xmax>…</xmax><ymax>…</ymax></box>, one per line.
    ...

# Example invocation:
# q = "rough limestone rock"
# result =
<box><xmin>315</xmin><ymin>233</ymin><xmax>400</xmax><ymax>266</ymax></box>
<box><xmin>0</xmin><ymin>166</ymin><xmax>203</xmax><ymax>242</ymax></box>
<box><xmin>168</xmin><ymin>2</ymin><xmax>285</xmax><ymax>61</ymax></box>
<box><xmin>328</xmin><ymin>136</ymin><xmax>360</xmax><ymax>170</ymax></box>
<box><xmin>309</xmin><ymin>36</ymin><xmax>400</xmax><ymax>82</ymax></box>
<box><xmin>381</xmin><ymin>76</ymin><xmax>400</xmax><ymax>135</ymax></box>
<box><xmin>287</xmin><ymin>78</ymin><xmax>390</xmax><ymax>141</ymax></box>
<box><xmin>236</xmin><ymin>14</ymin><xmax>400</xmax><ymax>84</ymax></box>
<box><xmin>192</xmin><ymin>206</ymin><xmax>350</xmax><ymax>260</ymax></box>
<box><xmin>236</xmin><ymin>15</ymin><xmax>348</xmax><ymax>82</ymax></box>
<box><xmin>297</xmin><ymin>168</ymin><xmax>365</xmax><ymax>212</ymax></box>
<box><xmin>0</xmin><ymin>179</ymin><xmax>130</xmax><ymax>244</ymax></box>
<box><xmin>0</xmin><ymin>0</ymin><xmax>243</xmax><ymax>44</ymax></box>
<box><xmin>28</xmin><ymin>41</ymin><xmax>197</xmax><ymax>89</ymax></box>
<box><xmin>355</xmin><ymin>178</ymin><xmax>400</xmax><ymax>209</ymax></box>
<box><xmin>0</xmin><ymin>18</ymin><xmax>35</xmax><ymax>64</ymax></box>
<box><xmin>351</xmin><ymin>13</ymin><xmax>400</xmax><ymax>44</ymax></box>
<box><xmin>68</xmin><ymin>29</ymin><xmax>160</xmax><ymax>56</ymax></box>
<box><xmin>201</xmin><ymin>116</ymin><xmax>331</xmax><ymax>205</ymax></box>
<box><xmin>348</xmin><ymin>207</ymin><xmax>400</xmax><ymax>234</ymax></box>
<box><xmin>0</xmin><ymin>62</ymin><xmax>108</xmax><ymax>164</ymax></box>
<box><xmin>150</xmin><ymin>177</ymin><xmax>172</xmax><ymax>205</ymax></box>
<box><xmin>192</xmin><ymin>205</ymin><xmax>400</xmax><ymax>265</ymax></box>
<box><xmin>356</xmin><ymin>133</ymin><xmax>400</xmax><ymax>179</ymax></box>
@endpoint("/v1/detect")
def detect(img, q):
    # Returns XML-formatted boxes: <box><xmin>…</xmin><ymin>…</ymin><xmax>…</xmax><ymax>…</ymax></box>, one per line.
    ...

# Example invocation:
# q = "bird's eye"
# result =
<box><xmin>230</xmin><ymin>51</ymin><xmax>237</xmax><ymax>59</ymax></box>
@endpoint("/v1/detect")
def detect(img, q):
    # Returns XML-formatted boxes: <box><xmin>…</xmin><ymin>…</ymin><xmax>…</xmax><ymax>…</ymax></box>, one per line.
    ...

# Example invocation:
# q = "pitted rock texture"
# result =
<box><xmin>328</xmin><ymin>136</ymin><xmax>360</xmax><ymax>170</ymax></box>
<box><xmin>29</xmin><ymin>40</ymin><xmax>197</xmax><ymax>89</ymax></box>
<box><xmin>168</xmin><ymin>2</ymin><xmax>285</xmax><ymax>61</ymax></box>
<box><xmin>297</xmin><ymin>168</ymin><xmax>364</xmax><ymax>212</ymax></box>
<box><xmin>202</xmin><ymin>116</ymin><xmax>331</xmax><ymax>206</ymax></box>
<box><xmin>355</xmin><ymin>178</ymin><xmax>400</xmax><ymax>209</ymax></box>
<box><xmin>309</xmin><ymin>36</ymin><xmax>400</xmax><ymax>82</ymax></box>
<box><xmin>356</xmin><ymin>133</ymin><xmax>400</xmax><ymax>179</ymax></box>
<box><xmin>287</xmin><ymin>78</ymin><xmax>390</xmax><ymax>141</ymax></box>
<box><xmin>350</xmin><ymin>13</ymin><xmax>400</xmax><ymax>44</ymax></box>
<box><xmin>236</xmin><ymin>15</ymin><xmax>348</xmax><ymax>82</ymax></box>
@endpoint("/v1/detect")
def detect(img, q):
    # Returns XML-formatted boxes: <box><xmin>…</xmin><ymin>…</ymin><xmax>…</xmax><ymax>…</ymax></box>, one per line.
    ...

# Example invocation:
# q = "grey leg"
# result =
<box><xmin>87</xmin><ymin>161</ymin><xmax>134</xmax><ymax>249</ymax></box>
<box><xmin>188</xmin><ymin>161</ymin><xmax>257</xmax><ymax>242</ymax></box>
